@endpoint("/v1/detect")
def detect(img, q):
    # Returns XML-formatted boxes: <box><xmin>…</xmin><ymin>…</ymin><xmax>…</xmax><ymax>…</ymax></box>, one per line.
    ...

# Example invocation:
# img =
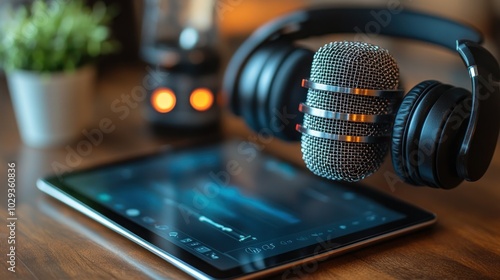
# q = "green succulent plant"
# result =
<box><xmin>0</xmin><ymin>0</ymin><xmax>119</xmax><ymax>73</ymax></box>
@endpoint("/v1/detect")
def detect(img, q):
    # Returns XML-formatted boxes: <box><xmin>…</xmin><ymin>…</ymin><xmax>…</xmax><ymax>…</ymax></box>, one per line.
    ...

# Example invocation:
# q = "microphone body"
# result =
<box><xmin>297</xmin><ymin>41</ymin><xmax>402</xmax><ymax>182</ymax></box>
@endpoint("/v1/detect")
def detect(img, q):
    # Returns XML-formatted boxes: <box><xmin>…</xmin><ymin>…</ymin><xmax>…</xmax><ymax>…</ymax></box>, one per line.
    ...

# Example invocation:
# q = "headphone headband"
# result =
<box><xmin>224</xmin><ymin>7</ymin><xmax>483</xmax><ymax>106</ymax></box>
<box><xmin>455</xmin><ymin>41</ymin><xmax>500</xmax><ymax>180</ymax></box>
<box><xmin>278</xmin><ymin>8</ymin><xmax>483</xmax><ymax>48</ymax></box>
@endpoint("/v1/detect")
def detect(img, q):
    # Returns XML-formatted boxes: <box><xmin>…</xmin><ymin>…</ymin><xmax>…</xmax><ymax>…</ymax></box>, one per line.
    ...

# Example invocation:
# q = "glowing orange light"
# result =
<box><xmin>151</xmin><ymin>88</ymin><xmax>176</xmax><ymax>113</ymax></box>
<box><xmin>190</xmin><ymin>88</ymin><xmax>214</xmax><ymax>111</ymax></box>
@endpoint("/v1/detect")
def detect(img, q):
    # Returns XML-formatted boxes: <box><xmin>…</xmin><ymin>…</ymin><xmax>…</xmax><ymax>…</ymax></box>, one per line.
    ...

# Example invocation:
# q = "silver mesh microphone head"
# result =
<box><xmin>300</xmin><ymin>41</ymin><xmax>401</xmax><ymax>182</ymax></box>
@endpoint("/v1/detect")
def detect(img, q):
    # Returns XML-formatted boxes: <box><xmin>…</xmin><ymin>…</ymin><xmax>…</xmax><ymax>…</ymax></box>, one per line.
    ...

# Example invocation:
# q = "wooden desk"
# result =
<box><xmin>1</xmin><ymin>61</ymin><xmax>499</xmax><ymax>280</ymax></box>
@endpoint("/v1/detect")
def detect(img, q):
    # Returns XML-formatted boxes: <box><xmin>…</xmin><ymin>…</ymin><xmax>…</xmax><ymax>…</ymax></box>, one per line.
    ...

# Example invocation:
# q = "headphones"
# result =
<box><xmin>223</xmin><ymin>7</ymin><xmax>500</xmax><ymax>189</ymax></box>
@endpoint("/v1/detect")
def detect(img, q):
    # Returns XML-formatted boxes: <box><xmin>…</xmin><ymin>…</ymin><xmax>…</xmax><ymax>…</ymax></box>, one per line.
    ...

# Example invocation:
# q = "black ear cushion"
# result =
<box><xmin>405</xmin><ymin>83</ymin><xmax>455</xmax><ymax>186</ymax></box>
<box><xmin>266</xmin><ymin>47</ymin><xmax>314</xmax><ymax>141</ymax></box>
<box><xmin>420</xmin><ymin>87</ymin><xmax>471</xmax><ymax>188</ymax></box>
<box><xmin>392</xmin><ymin>80</ymin><xmax>441</xmax><ymax>185</ymax></box>
<box><xmin>238</xmin><ymin>42</ymin><xmax>289</xmax><ymax>132</ymax></box>
<box><xmin>255</xmin><ymin>44</ymin><xmax>296</xmax><ymax>132</ymax></box>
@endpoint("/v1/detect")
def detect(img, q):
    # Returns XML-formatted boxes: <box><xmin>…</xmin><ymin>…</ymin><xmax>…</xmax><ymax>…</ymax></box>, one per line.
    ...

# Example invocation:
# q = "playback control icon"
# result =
<box><xmin>245</xmin><ymin>247</ymin><xmax>262</xmax><ymax>254</ymax></box>
<box><xmin>179</xmin><ymin>236</ymin><xmax>220</xmax><ymax>260</ymax></box>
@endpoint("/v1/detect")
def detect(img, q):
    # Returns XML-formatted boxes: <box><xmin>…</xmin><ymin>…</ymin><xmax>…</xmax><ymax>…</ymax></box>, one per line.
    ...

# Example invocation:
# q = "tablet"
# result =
<box><xmin>37</xmin><ymin>140</ymin><xmax>436</xmax><ymax>279</ymax></box>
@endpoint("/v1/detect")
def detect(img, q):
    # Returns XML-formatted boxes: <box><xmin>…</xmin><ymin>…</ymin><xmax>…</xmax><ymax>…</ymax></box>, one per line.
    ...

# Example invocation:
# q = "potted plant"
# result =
<box><xmin>0</xmin><ymin>0</ymin><xmax>118</xmax><ymax>148</ymax></box>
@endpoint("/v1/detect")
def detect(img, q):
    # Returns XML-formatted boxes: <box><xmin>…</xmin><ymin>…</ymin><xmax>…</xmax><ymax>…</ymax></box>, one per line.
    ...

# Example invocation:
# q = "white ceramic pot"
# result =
<box><xmin>7</xmin><ymin>66</ymin><xmax>96</xmax><ymax>148</ymax></box>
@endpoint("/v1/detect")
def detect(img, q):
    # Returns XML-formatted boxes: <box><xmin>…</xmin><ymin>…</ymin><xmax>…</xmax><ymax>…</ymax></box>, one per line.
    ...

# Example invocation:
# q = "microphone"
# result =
<box><xmin>296</xmin><ymin>41</ymin><xmax>403</xmax><ymax>182</ymax></box>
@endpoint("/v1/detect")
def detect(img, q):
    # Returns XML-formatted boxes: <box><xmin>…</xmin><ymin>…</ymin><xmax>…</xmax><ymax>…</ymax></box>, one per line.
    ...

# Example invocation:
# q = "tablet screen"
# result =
<box><xmin>40</xmin><ymin>141</ymin><xmax>435</xmax><ymax>279</ymax></box>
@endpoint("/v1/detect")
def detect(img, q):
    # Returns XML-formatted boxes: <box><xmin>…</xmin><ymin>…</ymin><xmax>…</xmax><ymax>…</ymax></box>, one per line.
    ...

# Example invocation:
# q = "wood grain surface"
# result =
<box><xmin>0</xmin><ymin>60</ymin><xmax>499</xmax><ymax>280</ymax></box>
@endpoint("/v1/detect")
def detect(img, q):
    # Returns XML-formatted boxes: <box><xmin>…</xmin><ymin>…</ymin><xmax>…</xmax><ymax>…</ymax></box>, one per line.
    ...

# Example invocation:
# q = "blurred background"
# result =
<box><xmin>2</xmin><ymin>0</ymin><xmax>499</xmax><ymax>71</ymax></box>
<box><xmin>61</xmin><ymin>0</ymin><xmax>500</xmax><ymax>61</ymax></box>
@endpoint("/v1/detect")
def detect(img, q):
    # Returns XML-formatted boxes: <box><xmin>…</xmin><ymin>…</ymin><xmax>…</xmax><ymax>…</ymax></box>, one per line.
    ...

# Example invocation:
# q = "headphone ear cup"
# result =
<box><xmin>392</xmin><ymin>80</ymin><xmax>441</xmax><ymax>185</ymax></box>
<box><xmin>266</xmin><ymin>47</ymin><xmax>314</xmax><ymax>141</ymax></box>
<box><xmin>255</xmin><ymin>44</ymin><xmax>297</xmax><ymax>132</ymax></box>
<box><xmin>417</xmin><ymin>86</ymin><xmax>471</xmax><ymax>188</ymax></box>
<box><xmin>237</xmin><ymin>42</ymin><xmax>290</xmax><ymax>132</ymax></box>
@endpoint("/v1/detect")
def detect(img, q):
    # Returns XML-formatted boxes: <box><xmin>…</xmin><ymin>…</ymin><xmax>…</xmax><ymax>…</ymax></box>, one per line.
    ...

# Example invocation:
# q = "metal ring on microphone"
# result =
<box><xmin>296</xmin><ymin>124</ymin><xmax>390</xmax><ymax>143</ymax></box>
<box><xmin>302</xmin><ymin>79</ymin><xmax>404</xmax><ymax>98</ymax></box>
<box><xmin>298</xmin><ymin>103</ymin><xmax>394</xmax><ymax>123</ymax></box>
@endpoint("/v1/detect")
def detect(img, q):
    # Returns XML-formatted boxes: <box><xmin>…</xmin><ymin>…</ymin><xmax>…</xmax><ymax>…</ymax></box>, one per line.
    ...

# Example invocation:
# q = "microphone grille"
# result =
<box><xmin>311</xmin><ymin>41</ymin><xmax>398</xmax><ymax>88</ymax></box>
<box><xmin>308</xmin><ymin>41</ymin><xmax>399</xmax><ymax>113</ymax></box>
<box><xmin>302</xmin><ymin>41</ymin><xmax>400</xmax><ymax>182</ymax></box>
